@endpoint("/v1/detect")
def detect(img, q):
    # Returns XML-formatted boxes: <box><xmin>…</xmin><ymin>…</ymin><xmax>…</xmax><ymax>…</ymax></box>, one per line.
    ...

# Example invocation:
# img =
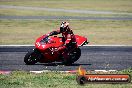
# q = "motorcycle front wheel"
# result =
<box><xmin>24</xmin><ymin>50</ymin><xmax>40</xmax><ymax>65</ymax></box>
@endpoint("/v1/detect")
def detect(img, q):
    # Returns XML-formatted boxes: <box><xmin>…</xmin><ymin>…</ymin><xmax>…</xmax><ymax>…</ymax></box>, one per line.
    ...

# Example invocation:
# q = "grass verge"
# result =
<box><xmin>0</xmin><ymin>20</ymin><xmax>132</xmax><ymax>45</ymax></box>
<box><xmin>0</xmin><ymin>68</ymin><xmax>132</xmax><ymax>88</ymax></box>
<box><xmin>0</xmin><ymin>0</ymin><xmax>132</xmax><ymax>13</ymax></box>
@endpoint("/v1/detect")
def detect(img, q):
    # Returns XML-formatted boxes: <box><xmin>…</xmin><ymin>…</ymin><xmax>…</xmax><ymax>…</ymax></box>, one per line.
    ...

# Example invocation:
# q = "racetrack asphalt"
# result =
<box><xmin>1</xmin><ymin>15</ymin><xmax>132</xmax><ymax>20</ymax></box>
<box><xmin>1</xmin><ymin>5</ymin><xmax>132</xmax><ymax>20</ymax></box>
<box><xmin>1</xmin><ymin>5</ymin><xmax>132</xmax><ymax>15</ymax></box>
<box><xmin>0</xmin><ymin>46</ymin><xmax>132</xmax><ymax>71</ymax></box>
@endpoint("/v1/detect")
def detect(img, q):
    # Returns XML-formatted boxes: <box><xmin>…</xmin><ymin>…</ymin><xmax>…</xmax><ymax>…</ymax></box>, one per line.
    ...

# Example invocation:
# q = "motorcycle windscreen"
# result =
<box><xmin>75</xmin><ymin>35</ymin><xmax>88</xmax><ymax>46</ymax></box>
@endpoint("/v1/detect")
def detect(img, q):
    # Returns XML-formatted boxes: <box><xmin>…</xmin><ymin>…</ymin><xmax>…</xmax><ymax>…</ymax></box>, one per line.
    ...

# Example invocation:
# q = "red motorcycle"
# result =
<box><xmin>24</xmin><ymin>34</ymin><xmax>88</xmax><ymax>65</ymax></box>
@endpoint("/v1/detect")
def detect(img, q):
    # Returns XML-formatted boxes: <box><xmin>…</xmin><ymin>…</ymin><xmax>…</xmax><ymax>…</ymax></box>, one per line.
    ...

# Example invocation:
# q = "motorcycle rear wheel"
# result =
<box><xmin>24</xmin><ymin>50</ymin><xmax>39</xmax><ymax>65</ymax></box>
<box><xmin>62</xmin><ymin>48</ymin><xmax>81</xmax><ymax>65</ymax></box>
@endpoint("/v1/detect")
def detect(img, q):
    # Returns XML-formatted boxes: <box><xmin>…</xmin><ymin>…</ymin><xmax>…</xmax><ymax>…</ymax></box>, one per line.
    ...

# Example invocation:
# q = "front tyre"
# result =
<box><xmin>24</xmin><ymin>50</ymin><xmax>39</xmax><ymax>65</ymax></box>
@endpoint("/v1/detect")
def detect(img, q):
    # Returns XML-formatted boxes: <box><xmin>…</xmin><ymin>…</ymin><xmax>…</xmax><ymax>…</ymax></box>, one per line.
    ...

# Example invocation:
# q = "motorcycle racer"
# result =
<box><xmin>47</xmin><ymin>22</ymin><xmax>77</xmax><ymax>59</ymax></box>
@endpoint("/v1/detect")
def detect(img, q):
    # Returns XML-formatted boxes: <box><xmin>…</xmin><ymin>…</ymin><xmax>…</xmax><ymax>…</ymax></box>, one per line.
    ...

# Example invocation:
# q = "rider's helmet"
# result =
<box><xmin>60</xmin><ymin>22</ymin><xmax>70</xmax><ymax>32</ymax></box>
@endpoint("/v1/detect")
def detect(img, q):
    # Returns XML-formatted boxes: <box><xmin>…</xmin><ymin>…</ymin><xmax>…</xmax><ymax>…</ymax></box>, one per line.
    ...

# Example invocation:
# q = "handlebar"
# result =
<box><xmin>40</xmin><ymin>35</ymin><xmax>56</xmax><ymax>44</ymax></box>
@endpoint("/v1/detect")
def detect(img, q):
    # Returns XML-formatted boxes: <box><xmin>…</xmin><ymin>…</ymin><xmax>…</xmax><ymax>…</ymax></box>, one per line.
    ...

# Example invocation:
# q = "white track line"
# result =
<box><xmin>0</xmin><ymin>70</ymin><xmax>117</xmax><ymax>74</ymax></box>
<box><xmin>0</xmin><ymin>45</ymin><xmax>132</xmax><ymax>47</ymax></box>
<box><xmin>1</xmin><ymin>5</ymin><xmax>132</xmax><ymax>15</ymax></box>
<box><xmin>30</xmin><ymin>70</ymin><xmax>117</xmax><ymax>74</ymax></box>
<box><xmin>94</xmin><ymin>70</ymin><xmax>117</xmax><ymax>72</ymax></box>
<box><xmin>0</xmin><ymin>45</ymin><xmax>34</xmax><ymax>47</ymax></box>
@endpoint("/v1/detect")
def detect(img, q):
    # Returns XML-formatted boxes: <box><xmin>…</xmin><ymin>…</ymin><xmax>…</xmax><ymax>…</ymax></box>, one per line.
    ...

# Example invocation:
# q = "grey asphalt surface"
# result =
<box><xmin>1</xmin><ymin>5</ymin><xmax>132</xmax><ymax>15</ymax></box>
<box><xmin>1</xmin><ymin>5</ymin><xmax>132</xmax><ymax>20</ymax></box>
<box><xmin>1</xmin><ymin>15</ymin><xmax>132</xmax><ymax>20</ymax></box>
<box><xmin>0</xmin><ymin>46</ymin><xmax>132</xmax><ymax>71</ymax></box>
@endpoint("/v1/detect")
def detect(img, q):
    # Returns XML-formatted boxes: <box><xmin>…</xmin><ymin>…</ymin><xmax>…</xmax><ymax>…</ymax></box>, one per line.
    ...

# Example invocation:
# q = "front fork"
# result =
<box><xmin>33</xmin><ymin>48</ymin><xmax>43</xmax><ymax>60</ymax></box>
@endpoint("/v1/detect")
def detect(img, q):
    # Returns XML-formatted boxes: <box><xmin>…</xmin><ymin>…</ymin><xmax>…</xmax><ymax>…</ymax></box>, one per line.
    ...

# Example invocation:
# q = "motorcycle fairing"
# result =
<box><xmin>34</xmin><ymin>35</ymin><xmax>88</xmax><ymax>62</ymax></box>
<box><xmin>74</xmin><ymin>35</ymin><xmax>88</xmax><ymax>46</ymax></box>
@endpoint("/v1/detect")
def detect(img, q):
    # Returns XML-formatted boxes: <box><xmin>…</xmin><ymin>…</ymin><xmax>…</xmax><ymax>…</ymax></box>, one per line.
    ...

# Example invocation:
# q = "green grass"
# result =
<box><xmin>0</xmin><ymin>0</ymin><xmax>132</xmax><ymax>17</ymax></box>
<box><xmin>0</xmin><ymin>0</ymin><xmax>132</xmax><ymax>45</ymax></box>
<box><xmin>1</xmin><ymin>0</ymin><xmax>132</xmax><ymax>17</ymax></box>
<box><xmin>0</xmin><ymin>69</ymin><xmax>132</xmax><ymax>88</ymax></box>
<box><xmin>0</xmin><ymin>0</ymin><xmax>132</xmax><ymax>13</ymax></box>
<box><xmin>0</xmin><ymin>20</ymin><xmax>132</xmax><ymax>45</ymax></box>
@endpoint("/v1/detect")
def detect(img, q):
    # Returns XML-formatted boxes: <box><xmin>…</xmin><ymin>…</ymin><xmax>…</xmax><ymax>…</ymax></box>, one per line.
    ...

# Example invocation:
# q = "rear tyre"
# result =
<box><xmin>62</xmin><ymin>48</ymin><xmax>81</xmax><ymax>65</ymax></box>
<box><xmin>24</xmin><ymin>50</ymin><xmax>40</xmax><ymax>65</ymax></box>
